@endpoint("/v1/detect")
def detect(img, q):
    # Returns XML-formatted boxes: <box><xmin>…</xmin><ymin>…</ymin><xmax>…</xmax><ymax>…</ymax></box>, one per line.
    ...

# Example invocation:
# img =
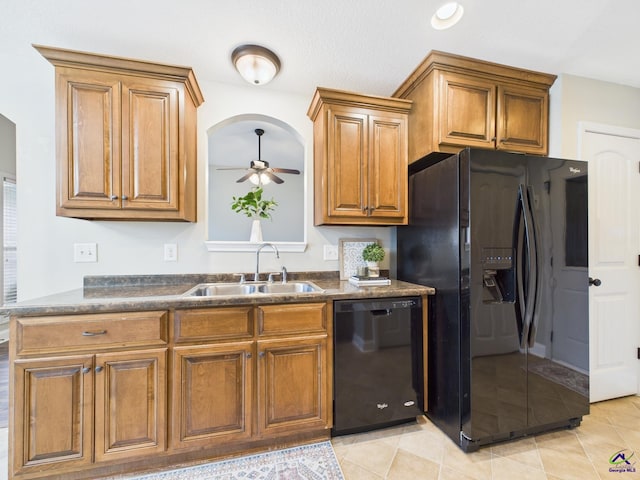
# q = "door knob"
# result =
<box><xmin>589</xmin><ymin>277</ymin><xmax>602</xmax><ymax>287</ymax></box>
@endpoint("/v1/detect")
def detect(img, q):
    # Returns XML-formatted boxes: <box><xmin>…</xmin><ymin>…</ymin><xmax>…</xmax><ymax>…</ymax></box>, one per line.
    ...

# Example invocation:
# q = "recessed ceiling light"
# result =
<box><xmin>431</xmin><ymin>2</ymin><xmax>464</xmax><ymax>30</ymax></box>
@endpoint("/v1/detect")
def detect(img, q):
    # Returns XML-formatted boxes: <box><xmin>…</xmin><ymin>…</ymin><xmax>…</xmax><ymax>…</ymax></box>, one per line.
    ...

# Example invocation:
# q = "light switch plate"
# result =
<box><xmin>74</xmin><ymin>243</ymin><xmax>97</xmax><ymax>263</ymax></box>
<box><xmin>323</xmin><ymin>244</ymin><xmax>339</xmax><ymax>261</ymax></box>
<box><xmin>164</xmin><ymin>243</ymin><xmax>178</xmax><ymax>262</ymax></box>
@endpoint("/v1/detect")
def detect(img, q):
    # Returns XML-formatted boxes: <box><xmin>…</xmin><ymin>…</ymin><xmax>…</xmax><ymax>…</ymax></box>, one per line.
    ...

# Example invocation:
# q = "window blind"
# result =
<box><xmin>3</xmin><ymin>177</ymin><xmax>16</xmax><ymax>304</ymax></box>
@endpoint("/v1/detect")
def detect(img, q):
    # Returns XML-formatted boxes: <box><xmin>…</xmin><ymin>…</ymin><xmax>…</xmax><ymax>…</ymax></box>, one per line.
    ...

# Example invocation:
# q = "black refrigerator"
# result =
<box><xmin>397</xmin><ymin>148</ymin><xmax>590</xmax><ymax>452</ymax></box>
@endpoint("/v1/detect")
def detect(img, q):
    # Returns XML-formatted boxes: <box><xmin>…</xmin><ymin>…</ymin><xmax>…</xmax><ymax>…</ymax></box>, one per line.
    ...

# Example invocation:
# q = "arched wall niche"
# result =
<box><xmin>205</xmin><ymin>114</ymin><xmax>306</xmax><ymax>252</ymax></box>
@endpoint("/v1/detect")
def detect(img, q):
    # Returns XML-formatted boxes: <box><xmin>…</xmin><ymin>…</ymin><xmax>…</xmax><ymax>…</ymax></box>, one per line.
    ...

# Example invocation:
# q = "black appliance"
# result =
<box><xmin>332</xmin><ymin>297</ymin><xmax>423</xmax><ymax>435</ymax></box>
<box><xmin>397</xmin><ymin>148</ymin><xmax>590</xmax><ymax>451</ymax></box>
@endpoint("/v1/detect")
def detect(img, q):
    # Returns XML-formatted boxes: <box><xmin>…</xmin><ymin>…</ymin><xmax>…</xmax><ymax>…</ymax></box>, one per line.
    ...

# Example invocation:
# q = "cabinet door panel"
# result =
<box><xmin>369</xmin><ymin>115</ymin><xmax>407</xmax><ymax>218</ymax></box>
<box><xmin>57</xmin><ymin>69</ymin><xmax>121</xmax><ymax>210</ymax></box>
<box><xmin>258</xmin><ymin>337</ymin><xmax>328</xmax><ymax>436</ymax></box>
<box><xmin>327</xmin><ymin>108</ymin><xmax>367</xmax><ymax>218</ymax></box>
<box><xmin>12</xmin><ymin>355</ymin><xmax>93</xmax><ymax>475</ymax></box>
<box><xmin>171</xmin><ymin>342</ymin><xmax>253</xmax><ymax>449</ymax></box>
<box><xmin>121</xmin><ymin>79</ymin><xmax>179</xmax><ymax>211</ymax></box>
<box><xmin>497</xmin><ymin>85</ymin><xmax>548</xmax><ymax>154</ymax></box>
<box><xmin>438</xmin><ymin>72</ymin><xmax>495</xmax><ymax>148</ymax></box>
<box><xmin>94</xmin><ymin>349</ymin><xmax>166</xmax><ymax>462</ymax></box>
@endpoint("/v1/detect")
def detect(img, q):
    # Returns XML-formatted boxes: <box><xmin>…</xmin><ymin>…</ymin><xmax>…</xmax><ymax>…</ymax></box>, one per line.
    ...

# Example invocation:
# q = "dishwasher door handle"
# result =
<box><xmin>371</xmin><ymin>309</ymin><xmax>392</xmax><ymax>316</ymax></box>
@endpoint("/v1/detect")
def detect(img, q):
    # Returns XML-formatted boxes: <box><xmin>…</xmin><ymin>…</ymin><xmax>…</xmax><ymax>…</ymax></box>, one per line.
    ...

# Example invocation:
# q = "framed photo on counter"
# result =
<box><xmin>338</xmin><ymin>238</ymin><xmax>378</xmax><ymax>279</ymax></box>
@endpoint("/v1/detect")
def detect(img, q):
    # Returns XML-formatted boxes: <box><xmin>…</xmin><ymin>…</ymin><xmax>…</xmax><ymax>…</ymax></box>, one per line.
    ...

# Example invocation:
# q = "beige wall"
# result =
<box><xmin>556</xmin><ymin>74</ymin><xmax>640</xmax><ymax>159</ymax></box>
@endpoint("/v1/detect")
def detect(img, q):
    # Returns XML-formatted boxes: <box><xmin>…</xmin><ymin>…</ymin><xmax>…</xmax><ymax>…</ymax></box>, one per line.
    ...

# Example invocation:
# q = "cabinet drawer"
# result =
<box><xmin>257</xmin><ymin>303</ymin><xmax>326</xmax><ymax>336</ymax></box>
<box><xmin>174</xmin><ymin>307</ymin><xmax>253</xmax><ymax>343</ymax></box>
<box><xmin>16</xmin><ymin>311</ymin><xmax>168</xmax><ymax>355</ymax></box>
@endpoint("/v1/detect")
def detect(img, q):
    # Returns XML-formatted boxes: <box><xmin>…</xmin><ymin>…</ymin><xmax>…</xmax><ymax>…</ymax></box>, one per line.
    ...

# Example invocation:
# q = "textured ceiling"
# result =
<box><xmin>5</xmin><ymin>0</ymin><xmax>640</xmax><ymax>99</ymax></box>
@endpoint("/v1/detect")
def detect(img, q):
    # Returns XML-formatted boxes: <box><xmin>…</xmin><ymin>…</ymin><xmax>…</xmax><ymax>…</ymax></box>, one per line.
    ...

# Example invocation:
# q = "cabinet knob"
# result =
<box><xmin>121</xmin><ymin>195</ymin><xmax>129</xmax><ymax>201</ymax></box>
<box><xmin>246</xmin><ymin>353</ymin><xmax>252</xmax><ymax>359</ymax></box>
<box><xmin>82</xmin><ymin>367</ymin><xmax>91</xmax><ymax>374</ymax></box>
<box><xmin>259</xmin><ymin>351</ymin><xmax>265</xmax><ymax>358</ymax></box>
<box><xmin>110</xmin><ymin>195</ymin><xmax>118</xmax><ymax>200</ymax></box>
<box><xmin>95</xmin><ymin>366</ymin><xmax>104</xmax><ymax>373</ymax></box>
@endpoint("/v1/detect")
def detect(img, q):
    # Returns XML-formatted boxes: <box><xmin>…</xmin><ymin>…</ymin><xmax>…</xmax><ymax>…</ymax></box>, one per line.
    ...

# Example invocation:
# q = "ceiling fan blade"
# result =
<box><xmin>236</xmin><ymin>171</ymin><xmax>254</xmax><ymax>183</ymax></box>
<box><xmin>270</xmin><ymin>167</ymin><xmax>300</xmax><ymax>175</ymax></box>
<box><xmin>264</xmin><ymin>171</ymin><xmax>284</xmax><ymax>184</ymax></box>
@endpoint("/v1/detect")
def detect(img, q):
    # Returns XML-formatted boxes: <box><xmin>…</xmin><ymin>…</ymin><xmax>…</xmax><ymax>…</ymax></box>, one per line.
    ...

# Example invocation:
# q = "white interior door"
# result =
<box><xmin>580</xmin><ymin>122</ymin><xmax>640</xmax><ymax>402</ymax></box>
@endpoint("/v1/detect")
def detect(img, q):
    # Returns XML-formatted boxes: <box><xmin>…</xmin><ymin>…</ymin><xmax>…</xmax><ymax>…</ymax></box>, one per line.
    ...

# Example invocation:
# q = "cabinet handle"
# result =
<box><xmin>121</xmin><ymin>195</ymin><xmax>129</xmax><ymax>200</ymax></box>
<box><xmin>82</xmin><ymin>367</ymin><xmax>91</xmax><ymax>374</ymax></box>
<box><xmin>95</xmin><ymin>366</ymin><xmax>104</xmax><ymax>373</ymax></box>
<box><xmin>246</xmin><ymin>353</ymin><xmax>252</xmax><ymax>359</ymax></box>
<box><xmin>82</xmin><ymin>330</ymin><xmax>107</xmax><ymax>336</ymax></box>
<box><xmin>110</xmin><ymin>195</ymin><xmax>118</xmax><ymax>200</ymax></box>
<box><xmin>259</xmin><ymin>351</ymin><xmax>265</xmax><ymax>358</ymax></box>
<box><xmin>362</xmin><ymin>206</ymin><xmax>375</xmax><ymax>215</ymax></box>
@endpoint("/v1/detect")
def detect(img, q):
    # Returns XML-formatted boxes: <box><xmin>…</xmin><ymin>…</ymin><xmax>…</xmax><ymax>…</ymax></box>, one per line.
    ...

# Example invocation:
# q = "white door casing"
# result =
<box><xmin>579</xmin><ymin>122</ymin><xmax>640</xmax><ymax>402</ymax></box>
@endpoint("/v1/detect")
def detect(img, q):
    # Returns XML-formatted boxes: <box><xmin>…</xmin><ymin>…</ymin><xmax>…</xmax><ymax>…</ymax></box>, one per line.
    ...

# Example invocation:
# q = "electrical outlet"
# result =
<box><xmin>164</xmin><ymin>243</ymin><xmax>178</xmax><ymax>261</ymax></box>
<box><xmin>323</xmin><ymin>244</ymin><xmax>339</xmax><ymax>261</ymax></box>
<box><xmin>73</xmin><ymin>243</ymin><xmax>97</xmax><ymax>263</ymax></box>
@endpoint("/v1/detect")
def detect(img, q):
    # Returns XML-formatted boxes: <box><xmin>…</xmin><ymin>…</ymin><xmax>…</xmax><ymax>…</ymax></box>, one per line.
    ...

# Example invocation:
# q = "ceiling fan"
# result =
<box><xmin>218</xmin><ymin>128</ymin><xmax>300</xmax><ymax>185</ymax></box>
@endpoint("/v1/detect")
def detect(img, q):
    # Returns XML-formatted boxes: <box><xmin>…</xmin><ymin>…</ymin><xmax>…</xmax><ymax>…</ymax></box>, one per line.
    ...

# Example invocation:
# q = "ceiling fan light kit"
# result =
<box><xmin>218</xmin><ymin>128</ymin><xmax>300</xmax><ymax>186</ymax></box>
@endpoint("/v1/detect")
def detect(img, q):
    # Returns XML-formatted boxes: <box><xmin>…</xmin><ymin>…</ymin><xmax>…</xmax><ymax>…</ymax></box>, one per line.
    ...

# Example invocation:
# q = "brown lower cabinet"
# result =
<box><xmin>171</xmin><ymin>303</ymin><xmax>331</xmax><ymax>450</ymax></box>
<box><xmin>9</xmin><ymin>302</ymin><xmax>331</xmax><ymax>480</ymax></box>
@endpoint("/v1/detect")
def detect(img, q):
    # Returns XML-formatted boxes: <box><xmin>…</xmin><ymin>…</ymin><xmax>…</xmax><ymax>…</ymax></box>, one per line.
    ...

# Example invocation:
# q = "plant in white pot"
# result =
<box><xmin>362</xmin><ymin>243</ymin><xmax>385</xmax><ymax>277</ymax></box>
<box><xmin>231</xmin><ymin>187</ymin><xmax>277</xmax><ymax>242</ymax></box>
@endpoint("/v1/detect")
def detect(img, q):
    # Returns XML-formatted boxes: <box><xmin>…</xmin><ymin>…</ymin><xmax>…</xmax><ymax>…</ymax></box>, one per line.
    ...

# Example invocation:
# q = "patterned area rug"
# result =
<box><xmin>107</xmin><ymin>441</ymin><xmax>344</xmax><ymax>480</ymax></box>
<box><xmin>529</xmin><ymin>362</ymin><xmax>589</xmax><ymax>397</ymax></box>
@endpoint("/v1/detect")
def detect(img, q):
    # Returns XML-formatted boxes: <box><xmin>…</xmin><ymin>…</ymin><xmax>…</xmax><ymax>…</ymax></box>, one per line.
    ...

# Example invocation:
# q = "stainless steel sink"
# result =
<box><xmin>182</xmin><ymin>281</ymin><xmax>323</xmax><ymax>297</ymax></box>
<box><xmin>257</xmin><ymin>282</ymin><xmax>323</xmax><ymax>294</ymax></box>
<box><xmin>182</xmin><ymin>283</ymin><xmax>259</xmax><ymax>297</ymax></box>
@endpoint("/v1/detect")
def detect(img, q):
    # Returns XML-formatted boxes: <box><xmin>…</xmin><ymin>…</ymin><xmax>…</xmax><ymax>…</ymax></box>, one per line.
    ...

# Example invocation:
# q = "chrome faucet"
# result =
<box><xmin>255</xmin><ymin>243</ymin><xmax>279</xmax><ymax>282</ymax></box>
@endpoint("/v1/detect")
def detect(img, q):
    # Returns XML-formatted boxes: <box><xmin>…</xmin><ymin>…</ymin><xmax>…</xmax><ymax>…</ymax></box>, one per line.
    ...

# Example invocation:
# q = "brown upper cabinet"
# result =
<box><xmin>35</xmin><ymin>45</ymin><xmax>204</xmax><ymax>221</ymax></box>
<box><xmin>393</xmin><ymin>51</ymin><xmax>557</xmax><ymax>162</ymax></box>
<box><xmin>307</xmin><ymin>88</ymin><xmax>412</xmax><ymax>226</ymax></box>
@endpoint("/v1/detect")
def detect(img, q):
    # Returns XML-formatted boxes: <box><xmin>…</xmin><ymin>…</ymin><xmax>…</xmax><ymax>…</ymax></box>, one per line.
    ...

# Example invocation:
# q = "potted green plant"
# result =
<box><xmin>362</xmin><ymin>242</ymin><xmax>385</xmax><ymax>277</ymax></box>
<box><xmin>231</xmin><ymin>187</ymin><xmax>277</xmax><ymax>242</ymax></box>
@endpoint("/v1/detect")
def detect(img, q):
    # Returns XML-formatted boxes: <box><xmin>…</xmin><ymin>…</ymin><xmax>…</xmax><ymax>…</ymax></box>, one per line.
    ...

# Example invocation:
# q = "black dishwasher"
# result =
<box><xmin>332</xmin><ymin>296</ymin><xmax>424</xmax><ymax>436</ymax></box>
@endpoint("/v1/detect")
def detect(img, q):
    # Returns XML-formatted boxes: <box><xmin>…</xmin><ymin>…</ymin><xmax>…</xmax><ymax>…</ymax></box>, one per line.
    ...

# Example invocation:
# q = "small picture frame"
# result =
<box><xmin>339</xmin><ymin>238</ymin><xmax>378</xmax><ymax>279</ymax></box>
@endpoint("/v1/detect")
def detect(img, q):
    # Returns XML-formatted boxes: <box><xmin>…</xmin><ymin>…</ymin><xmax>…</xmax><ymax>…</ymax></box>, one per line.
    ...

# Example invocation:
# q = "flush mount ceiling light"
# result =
<box><xmin>231</xmin><ymin>44</ymin><xmax>281</xmax><ymax>85</ymax></box>
<box><xmin>431</xmin><ymin>2</ymin><xmax>464</xmax><ymax>30</ymax></box>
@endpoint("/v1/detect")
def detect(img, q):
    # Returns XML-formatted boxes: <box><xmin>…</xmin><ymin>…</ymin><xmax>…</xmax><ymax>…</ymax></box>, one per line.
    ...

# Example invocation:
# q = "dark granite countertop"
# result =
<box><xmin>2</xmin><ymin>272</ymin><xmax>435</xmax><ymax>317</ymax></box>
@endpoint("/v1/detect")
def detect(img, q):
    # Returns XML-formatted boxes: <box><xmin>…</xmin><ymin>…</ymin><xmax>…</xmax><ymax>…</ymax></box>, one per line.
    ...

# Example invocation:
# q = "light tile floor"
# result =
<box><xmin>1</xmin><ymin>397</ymin><xmax>639</xmax><ymax>480</ymax></box>
<box><xmin>332</xmin><ymin>395</ymin><xmax>640</xmax><ymax>480</ymax></box>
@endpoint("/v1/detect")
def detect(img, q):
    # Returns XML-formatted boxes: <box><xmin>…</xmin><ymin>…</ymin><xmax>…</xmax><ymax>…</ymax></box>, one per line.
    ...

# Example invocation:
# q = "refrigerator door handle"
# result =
<box><xmin>514</xmin><ymin>186</ymin><xmax>528</xmax><ymax>349</ymax></box>
<box><xmin>517</xmin><ymin>184</ymin><xmax>537</xmax><ymax>349</ymax></box>
<box><xmin>526</xmin><ymin>185</ymin><xmax>542</xmax><ymax>348</ymax></box>
<box><xmin>520</xmin><ymin>186</ymin><xmax>538</xmax><ymax>348</ymax></box>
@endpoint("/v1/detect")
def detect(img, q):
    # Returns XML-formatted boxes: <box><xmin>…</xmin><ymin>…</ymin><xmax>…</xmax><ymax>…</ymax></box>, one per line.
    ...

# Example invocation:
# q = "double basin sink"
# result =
<box><xmin>183</xmin><ymin>281</ymin><xmax>323</xmax><ymax>297</ymax></box>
